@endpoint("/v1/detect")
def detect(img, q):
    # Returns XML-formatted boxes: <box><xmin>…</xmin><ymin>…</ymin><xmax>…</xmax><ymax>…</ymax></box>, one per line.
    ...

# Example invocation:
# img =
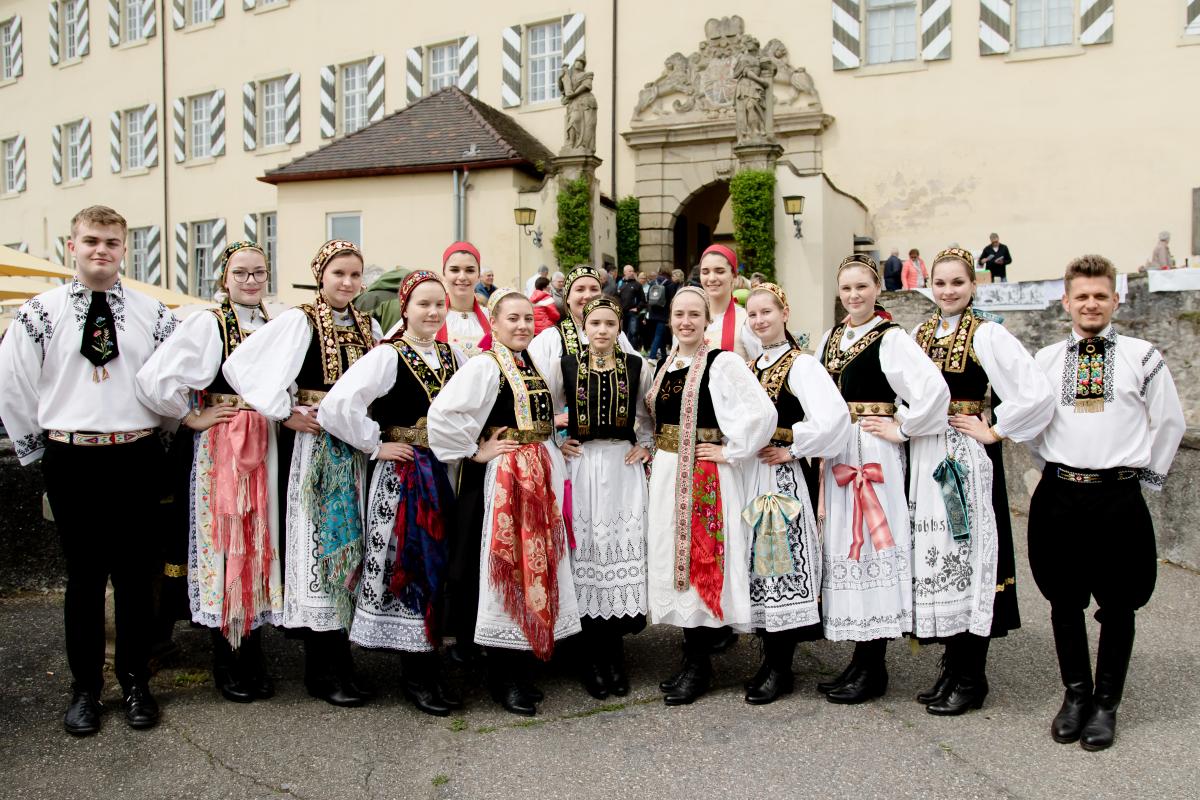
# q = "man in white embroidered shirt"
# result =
<box><xmin>0</xmin><ymin>206</ymin><xmax>178</xmax><ymax>737</ymax></box>
<box><xmin>1027</xmin><ymin>254</ymin><xmax>1184</xmax><ymax>752</ymax></box>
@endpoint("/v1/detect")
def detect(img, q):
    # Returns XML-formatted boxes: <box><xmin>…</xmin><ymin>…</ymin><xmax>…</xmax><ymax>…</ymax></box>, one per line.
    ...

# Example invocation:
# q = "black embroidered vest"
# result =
<box><xmin>820</xmin><ymin>322</ymin><xmax>898</xmax><ymax>403</ymax></box>
<box><xmin>754</xmin><ymin>349</ymin><xmax>807</xmax><ymax>428</ymax></box>
<box><xmin>561</xmin><ymin>350</ymin><xmax>643</xmax><ymax>443</ymax></box>
<box><xmin>373</xmin><ymin>341</ymin><xmax>458</xmax><ymax>428</ymax></box>
<box><xmin>652</xmin><ymin>349</ymin><xmax>721</xmax><ymax>432</ymax></box>
<box><xmin>914</xmin><ymin>314</ymin><xmax>990</xmax><ymax>403</ymax></box>
<box><xmin>295</xmin><ymin>313</ymin><xmax>373</xmax><ymax>392</ymax></box>
<box><xmin>484</xmin><ymin>356</ymin><xmax>554</xmax><ymax>429</ymax></box>
<box><xmin>203</xmin><ymin>307</ymin><xmax>242</xmax><ymax>395</ymax></box>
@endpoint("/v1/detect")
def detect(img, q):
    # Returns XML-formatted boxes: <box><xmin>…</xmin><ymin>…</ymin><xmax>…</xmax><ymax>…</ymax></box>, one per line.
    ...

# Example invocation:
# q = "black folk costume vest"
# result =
<box><xmin>295</xmin><ymin>304</ymin><xmax>373</xmax><ymax>392</ymax></box>
<box><xmin>652</xmin><ymin>349</ymin><xmax>722</xmax><ymax>432</ymax></box>
<box><xmin>203</xmin><ymin>304</ymin><xmax>269</xmax><ymax>396</ymax></box>
<box><xmin>914</xmin><ymin>311</ymin><xmax>990</xmax><ymax>407</ymax></box>
<box><xmin>561</xmin><ymin>350</ymin><xmax>644</xmax><ymax>444</ymax></box>
<box><xmin>372</xmin><ymin>341</ymin><xmax>458</xmax><ymax>429</ymax></box>
<box><xmin>753</xmin><ymin>348</ymin><xmax>807</xmax><ymax>445</ymax></box>
<box><xmin>820</xmin><ymin>320</ymin><xmax>899</xmax><ymax>405</ymax></box>
<box><xmin>556</xmin><ymin>316</ymin><xmax>584</xmax><ymax>359</ymax></box>
<box><xmin>483</xmin><ymin>355</ymin><xmax>555</xmax><ymax>431</ymax></box>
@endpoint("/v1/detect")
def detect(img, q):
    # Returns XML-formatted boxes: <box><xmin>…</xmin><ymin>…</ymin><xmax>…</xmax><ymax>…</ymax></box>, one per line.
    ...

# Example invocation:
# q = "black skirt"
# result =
<box><xmin>986</xmin><ymin>439</ymin><xmax>1021</xmax><ymax>636</ymax></box>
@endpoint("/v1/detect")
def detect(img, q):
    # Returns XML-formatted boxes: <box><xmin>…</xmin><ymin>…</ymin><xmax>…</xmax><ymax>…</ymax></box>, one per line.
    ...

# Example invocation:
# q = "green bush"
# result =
<box><xmin>553</xmin><ymin>177</ymin><xmax>593</xmax><ymax>268</ymax></box>
<box><xmin>730</xmin><ymin>170</ymin><xmax>776</xmax><ymax>281</ymax></box>
<box><xmin>616</xmin><ymin>196</ymin><xmax>640</xmax><ymax>269</ymax></box>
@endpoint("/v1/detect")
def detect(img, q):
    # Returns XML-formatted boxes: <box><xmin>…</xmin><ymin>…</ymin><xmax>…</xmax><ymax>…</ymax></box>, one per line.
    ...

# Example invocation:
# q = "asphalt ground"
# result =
<box><xmin>1</xmin><ymin>511</ymin><xmax>1198</xmax><ymax>800</ymax></box>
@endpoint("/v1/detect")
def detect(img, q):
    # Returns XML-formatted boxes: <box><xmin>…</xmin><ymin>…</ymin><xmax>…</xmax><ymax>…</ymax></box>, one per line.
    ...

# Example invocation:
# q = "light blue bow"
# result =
<box><xmin>742</xmin><ymin>493</ymin><xmax>803</xmax><ymax>577</ymax></box>
<box><xmin>932</xmin><ymin>457</ymin><xmax>970</xmax><ymax>542</ymax></box>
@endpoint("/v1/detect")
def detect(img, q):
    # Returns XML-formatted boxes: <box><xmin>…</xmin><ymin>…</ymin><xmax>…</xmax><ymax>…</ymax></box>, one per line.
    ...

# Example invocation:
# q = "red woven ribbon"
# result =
<box><xmin>689</xmin><ymin>460</ymin><xmax>725</xmax><ymax>619</ymax></box>
<box><xmin>489</xmin><ymin>444</ymin><xmax>565</xmax><ymax>661</ymax></box>
<box><xmin>831</xmin><ymin>462</ymin><xmax>895</xmax><ymax>561</ymax></box>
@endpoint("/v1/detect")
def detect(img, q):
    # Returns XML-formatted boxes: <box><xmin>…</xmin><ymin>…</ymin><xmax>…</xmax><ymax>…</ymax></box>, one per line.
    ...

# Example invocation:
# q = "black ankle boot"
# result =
<box><xmin>745</xmin><ymin>664</ymin><xmax>793</xmax><ymax>705</ymax></box>
<box><xmin>488</xmin><ymin>648</ymin><xmax>537</xmax><ymax>716</ymax></box>
<box><xmin>1049</xmin><ymin>609</ymin><xmax>1093</xmax><ymax>743</ymax></box>
<box><xmin>928</xmin><ymin>636</ymin><xmax>990</xmax><ymax>716</ymax></box>
<box><xmin>917</xmin><ymin>646</ymin><xmax>955</xmax><ymax>705</ymax></box>
<box><xmin>305</xmin><ymin>632</ymin><xmax>366</xmax><ymax>708</ymax></box>
<box><xmin>239</xmin><ymin>629</ymin><xmax>275</xmax><ymax>700</ymax></box>
<box><xmin>817</xmin><ymin>658</ymin><xmax>861</xmax><ymax>694</ymax></box>
<box><xmin>746</xmin><ymin>631</ymin><xmax>796</xmax><ymax>705</ymax></box>
<box><xmin>1080</xmin><ymin>612</ymin><xmax>1135</xmax><ymax>752</ymax></box>
<box><xmin>402</xmin><ymin>653</ymin><xmax>451</xmax><ymax>717</ymax></box>
<box><xmin>663</xmin><ymin>656</ymin><xmax>712</xmax><ymax>706</ymax></box>
<box><xmin>212</xmin><ymin>630</ymin><xmax>254</xmax><ymax>703</ymax></box>
<box><xmin>827</xmin><ymin>640</ymin><xmax>888</xmax><ymax>705</ymax></box>
<box><xmin>606</xmin><ymin>636</ymin><xmax>630</xmax><ymax>698</ymax></box>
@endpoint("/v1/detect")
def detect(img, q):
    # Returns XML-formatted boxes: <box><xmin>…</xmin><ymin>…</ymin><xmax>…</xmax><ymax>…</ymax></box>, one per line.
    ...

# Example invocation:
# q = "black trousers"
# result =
<box><xmin>447</xmin><ymin>459</ymin><xmax>486</xmax><ymax>645</ymax></box>
<box><xmin>1028</xmin><ymin>466</ymin><xmax>1157</xmax><ymax>615</ymax></box>
<box><xmin>43</xmin><ymin>436</ymin><xmax>165</xmax><ymax>694</ymax></box>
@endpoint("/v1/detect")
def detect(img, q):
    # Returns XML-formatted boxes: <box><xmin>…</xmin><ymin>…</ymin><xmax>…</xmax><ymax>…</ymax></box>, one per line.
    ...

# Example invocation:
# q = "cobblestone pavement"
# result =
<box><xmin>1</xmin><ymin>513</ymin><xmax>1198</xmax><ymax>800</ymax></box>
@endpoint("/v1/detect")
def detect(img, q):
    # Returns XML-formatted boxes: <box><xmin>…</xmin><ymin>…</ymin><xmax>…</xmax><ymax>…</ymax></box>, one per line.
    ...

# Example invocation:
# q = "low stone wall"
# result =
<box><xmin>874</xmin><ymin>273</ymin><xmax>1200</xmax><ymax>571</ymax></box>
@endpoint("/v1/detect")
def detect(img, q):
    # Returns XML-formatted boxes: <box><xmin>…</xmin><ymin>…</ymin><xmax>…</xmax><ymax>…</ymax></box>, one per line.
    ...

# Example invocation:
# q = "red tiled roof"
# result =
<box><xmin>260</xmin><ymin>87</ymin><xmax>555</xmax><ymax>184</ymax></box>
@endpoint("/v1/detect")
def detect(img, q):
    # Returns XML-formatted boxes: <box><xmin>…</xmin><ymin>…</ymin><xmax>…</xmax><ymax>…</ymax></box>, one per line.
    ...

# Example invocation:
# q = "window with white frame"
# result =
<box><xmin>429</xmin><ymin>43</ymin><xmax>459</xmax><ymax>92</ymax></box>
<box><xmin>190</xmin><ymin>0</ymin><xmax>210</xmax><ymax>25</ymax></box>
<box><xmin>261</xmin><ymin>77</ymin><xmax>285</xmax><ymax>147</ymax></box>
<box><xmin>527</xmin><ymin>21</ymin><xmax>562</xmax><ymax>104</ymax></box>
<box><xmin>342</xmin><ymin>61</ymin><xmax>368</xmax><ymax>134</ymax></box>
<box><xmin>261</xmin><ymin>211</ymin><xmax>277</xmax><ymax>293</ymax></box>
<box><xmin>62</xmin><ymin>1</ymin><xmax>80</xmax><ymax>61</ymax></box>
<box><xmin>1015</xmin><ymin>0</ymin><xmax>1074</xmax><ymax>49</ymax></box>
<box><xmin>3</xmin><ymin>138</ymin><xmax>17</xmax><ymax>193</ymax></box>
<box><xmin>865</xmin><ymin>0</ymin><xmax>918</xmax><ymax>64</ymax></box>
<box><xmin>123</xmin><ymin>0</ymin><xmax>144</xmax><ymax>43</ymax></box>
<box><xmin>65</xmin><ymin>120</ymin><xmax>84</xmax><ymax>181</ymax></box>
<box><xmin>1</xmin><ymin>18</ymin><xmax>16</xmax><ymax>79</ymax></box>
<box><xmin>327</xmin><ymin>212</ymin><xmax>361</xmax><ymax>246</ymax></box>
<box><xmin>125</xmin><ymin>107</ymin><xmax>144</xmax><ymax>170</ymax></box>
<box><xmin>190</xmin><ymin>94</ymin><xmax>211</xmax><ymax>158</ymax></box>
<box><xmin>192</xmin><ymin>219</ymin><xmax>216</xmax><ymax>297</ymax></box>
<box><xmin>127</xmin><ymin>226</ymin><xmax>150</xmax><ymax>282</ymax></box>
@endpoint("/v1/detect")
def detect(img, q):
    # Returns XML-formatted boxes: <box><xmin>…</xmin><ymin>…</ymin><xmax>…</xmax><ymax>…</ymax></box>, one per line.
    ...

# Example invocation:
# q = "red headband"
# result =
<box><xmin>442</xmin><ymin>241</ymin><xmax>481</xmax><ymax>269</ymax></box>
<box><xmin>701</xmin><ymin>244</ymin><xmax>738</xmax><ymax>271</ymax></box>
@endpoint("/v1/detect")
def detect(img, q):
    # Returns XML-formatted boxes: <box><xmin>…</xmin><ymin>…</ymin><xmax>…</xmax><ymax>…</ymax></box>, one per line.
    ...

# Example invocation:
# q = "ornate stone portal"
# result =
<box><xmin>624</xmin><ymin>15</ymin><xmax>830</xmax><ymax>274</ymax></box>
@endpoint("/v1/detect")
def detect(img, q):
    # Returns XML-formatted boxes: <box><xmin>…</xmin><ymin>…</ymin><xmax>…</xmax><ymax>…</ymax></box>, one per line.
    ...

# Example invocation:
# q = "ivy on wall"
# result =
<box><xmin>553</xmin><ymin>177</ymin><xmax>593</xmax><ymax>268</ymax></box>
<box><xmin>616</xmin><ymin>196</ymin><xmax>640</xmax><ymax>269</ymax></box>
<box><xmin>730</xmin><ymin>169</ymin><xmax>776</xmax><ymax>281</ymax></box>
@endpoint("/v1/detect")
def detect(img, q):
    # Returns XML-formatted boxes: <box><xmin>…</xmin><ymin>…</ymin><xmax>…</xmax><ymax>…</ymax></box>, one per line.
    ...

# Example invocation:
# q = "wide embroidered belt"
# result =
<box><xmin>296</xmin><ymin>388</ymin><xmax>328</xmax><ymax>406</ymax></box>
<box><xmin>1050</xmin><ymin>463</ymin><xmax>1139</xmax><ymax>484</ymax></box>
<box><xmin>846</xmin><ymin>402</ymin><xmax>897</xmax><ymax>423</ymax></box>
<box><xmin>770</xmin><ymin>427</ymin><xmax>794</xmax><ymax>444</ymax></box>
<box><xmin>948</xmin><ymin>400</ymin><xmax>984</xmax><ymax>416</ymax></box>
<box><xmin>654</xmin><ymin>424</ymin><xmax>723</xmax><ymax>454</ymax></box>
<box><xmin>205</xmin><ymin>392</ymin><xmax>254</xmax><ymax>410</ymax></box>
<box><xmin>483</xmin><ymin>422</ymin><xmax>552</xmax><ymax>444</ymax></box>
<box><xmin>383</xmin><ymin>418</ymin><xmax>429</xmax><ymax>448</ymax></box>
<box><xmin>48</xmin><ymin>429</ymin><xmax>153</xmax><ymax>446</ymax></box>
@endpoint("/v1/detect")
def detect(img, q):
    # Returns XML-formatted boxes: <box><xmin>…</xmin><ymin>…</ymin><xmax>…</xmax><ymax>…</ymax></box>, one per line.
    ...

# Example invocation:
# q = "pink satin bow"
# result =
<box><xmin>832</xmin><ymin>462</ymin><xmax>895</xmax><ymax>561</ymax></box>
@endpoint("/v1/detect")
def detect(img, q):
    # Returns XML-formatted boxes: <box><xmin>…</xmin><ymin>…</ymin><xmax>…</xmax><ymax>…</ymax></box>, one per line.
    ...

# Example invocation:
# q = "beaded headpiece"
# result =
<box><xmin>837</xmin><ymin>253</ymin><xmax>880</xmax><ymax>279</ymax></box>
<box><xmin>487</xmin><ymin>286</ymin><xmax>524</xmax><ymax>315</ymax></box>
<box><xmin>214</xmin><ymin>241</ymin><xmax>265</xmax><ymax>289</ymax></box>
<box><xmin>672</xmin><ymin>285</ymin><xmax>712</xmax><ymax>321</ymax></box>
<box><xmin>582</xmin><ymin>296</ymin><xmax>621</xmax><ymax>320</ymax></box>
<box><xmin>751</xmin><ymin>282</ymin><xmax>788</xmax><ymax>310</ymax></box>
<box><xmin>933</xmin><ymin>247</ymin><xmax>975</xmax><ymax>275</ymax></box>
<box><xmin>565</xmin><ymin>265</ymin><xmax>603</xmax><ymax>295</ymax></box>
<box><xmin>310</xmin><ymin>239</ymin><xmax>361</xmax><ymax>282</ymax></box>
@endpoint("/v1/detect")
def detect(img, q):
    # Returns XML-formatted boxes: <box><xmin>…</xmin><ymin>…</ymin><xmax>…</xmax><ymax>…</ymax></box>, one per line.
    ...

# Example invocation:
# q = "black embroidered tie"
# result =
<box><xmin>1074</xmin><ymin>337</ymin><xmax>1105</xmax><ymax>413</ymax></box>
<box><xmin>80</xmin><ymin>290</ymin><xmax>119</xmax><ymax>382</ymax></box>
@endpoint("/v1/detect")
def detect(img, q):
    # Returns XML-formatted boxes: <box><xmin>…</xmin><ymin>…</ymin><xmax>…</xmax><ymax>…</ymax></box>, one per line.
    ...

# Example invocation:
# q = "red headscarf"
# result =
<box><xmin>437</xmin><ymin>241</ymin><xmax>492</xmax><ymax>350</ymax></box>
<box><xmin>701</xmin><ymin>244</ymin><xmax>739</xmax><ymax>351</ymax></box>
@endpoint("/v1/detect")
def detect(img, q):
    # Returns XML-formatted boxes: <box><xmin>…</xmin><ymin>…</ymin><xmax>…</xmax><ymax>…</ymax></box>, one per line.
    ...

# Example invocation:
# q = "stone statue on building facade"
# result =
<box><xmin>560</xmin><ymin>57</ymin><xmax>598</xmax><ymax>155</ymax></box>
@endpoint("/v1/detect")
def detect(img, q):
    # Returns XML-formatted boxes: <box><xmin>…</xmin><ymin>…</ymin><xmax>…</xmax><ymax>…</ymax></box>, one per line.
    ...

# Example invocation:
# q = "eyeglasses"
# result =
<box><xmin>228</xmin><ymin>270</ymin><xmax>270</xmax><ymax>284</ymax></box>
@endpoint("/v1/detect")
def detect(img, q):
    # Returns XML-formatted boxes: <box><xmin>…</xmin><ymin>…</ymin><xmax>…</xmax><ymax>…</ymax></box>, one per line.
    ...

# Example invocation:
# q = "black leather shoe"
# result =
<box><xmin>122</xmin><ymin>684</ymin><xmax>160</xmax><ymax>730</ymax></box>
<box><xmin>659</xmin><ymin>661</ymin><xmax>687</xmax><ymax>693</ymax></box>
<box><xmin>433</xmin><ymin>679</ymin><xmax>464</xmax><ymax>711</ymax></box>
<box><xmin>493</xmin><ymin>683</ymin><xmax>536</xmax><ymax>716</ymax></box>
<box><xmin>1079</xmin><ymin>704</ymin><xmax>1117</xmax><ymax>751</ymax></box>
<box><xmin>745</xmin><ymin>668</ymin><xmax>794</xmax><ymax>705</ymax></box>
<box><xmin>663</xmin><ymin>661</ymin><xmax>711</xmax><ymax>706</ymax></box>
<box><xmin>817</xmin><ymin>661</ymin><xmax>861</xmax><ymax>695</ymax></box>
<box><xmin>1051</xmin><ymin>690</ymin><xmax>1092</xmax><ymax>743</ymax></box>
<box><xmin>826</xmin><ymin>667</ymin><xmax>887</xmax><ymax>705</ymax></box>
<box><xmin>606</xmin><ymin>660</ymin><xmax>630</xmax><ymax>697</ymax></box>
<box><xmin>403</xmin><ymin>680</ymin><xmax>452</xmax><ymax>717</ymax></box>
<box><xmin>214</xmin><ymin>664</ymin><xmax>255</xmax><ymax>704</ymax></box>
<box><xmin>581</xmin><ymin>663</ymin><xmax>610</xmax><ymax>700</ymax></box>
<box><xmin>64</xmin><ymin>690</ymin><xmax>102</xmax><ymax>736</ymax></box>
<box><xmin>307</xmin><ymin>679</ymin><xmax>367</xmax><ymax>708</ymax></box>
<box><xmin>744</xmin><ymin>660</ymin><xmax>772</xmax><ymax>693</ymax></box>
<box><xmin>917</xmin><ymin>657</ymin><xmax>955</xmax><ymax>705</ymax></box>
<box><xmin>927</xmin><ymin>676</ymin><xmax>988</xmax><ymax>716</ymax></box>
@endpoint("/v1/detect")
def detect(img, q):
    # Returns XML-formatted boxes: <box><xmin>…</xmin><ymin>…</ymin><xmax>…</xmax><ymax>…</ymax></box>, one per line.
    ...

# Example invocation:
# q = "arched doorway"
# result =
<box><xmin>672</xmin><ymin>181</ymin><xmax>733</xmax><ymax>271</ymax></box>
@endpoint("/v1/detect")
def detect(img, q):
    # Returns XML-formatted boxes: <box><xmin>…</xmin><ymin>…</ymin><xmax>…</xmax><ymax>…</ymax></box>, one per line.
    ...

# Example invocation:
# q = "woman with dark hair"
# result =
<box><xmin>136</xmin><ymin>241</ymin><xmax>279</xmax><ymax>703</ymax></box>
<box><xmin>645</xmin><ymin>287</ymin><xmax>776</xmax><ymax>706</ymax></box>
<box><xmin>428</xmin><ymin>289</ymin><xmax>581</xmax><ymax>716</ymax></box>
<box><xmin>224</xmin><ymin>239</ymin><xmax>381</xmax><ymax>707</ymax></box>
<box><xmin>816</xmin><ymin>255</ymin><xmax>949</xmax><ymax>705</ymax></box>
<box><xmin>697</xmin><ymin>244</ymin><xmax>761</xmax><ymax>360</ymax></box>
<box><xmin>906</xmin><ymin>248</ymin><xmax>1052</xmax><ymax>715</ymax></box>
<box><xmin>740</xmin><ymin>283</ymin><xmax>851</xmax><ymax>704</ymax></box>
<box><xmin>318</xmin><ymin>271</ymin><xmax>467</xmax><ymax>716</ymax></box>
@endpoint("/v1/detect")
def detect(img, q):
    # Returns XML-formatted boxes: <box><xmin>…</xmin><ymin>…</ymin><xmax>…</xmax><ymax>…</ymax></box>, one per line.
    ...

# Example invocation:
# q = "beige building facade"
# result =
<box><xmin>1</xmin><ymin>0</ymin><xmax>1197</xmax><ymax>336</ymax></box>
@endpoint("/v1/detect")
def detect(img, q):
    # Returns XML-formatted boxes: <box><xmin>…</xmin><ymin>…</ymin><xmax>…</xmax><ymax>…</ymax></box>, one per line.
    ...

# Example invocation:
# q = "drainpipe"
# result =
<box><xmin>160</xmin><ymin>0</ymin><xmax>169</xmax><ymax>288</ymax></box>
<box><xmin>452</xmin><ymin>170</ymin><xmax>461</xmax><ymax>240</ymax></box>
<box><xmin>460</xmin><ymin>167</ymin><xmax>470</xmax><ymax>241</ymax></box>
<box><xmin>610</xmin><ymin>0</ymin><xmax>617</xmax><ymax>198</ymax></box>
